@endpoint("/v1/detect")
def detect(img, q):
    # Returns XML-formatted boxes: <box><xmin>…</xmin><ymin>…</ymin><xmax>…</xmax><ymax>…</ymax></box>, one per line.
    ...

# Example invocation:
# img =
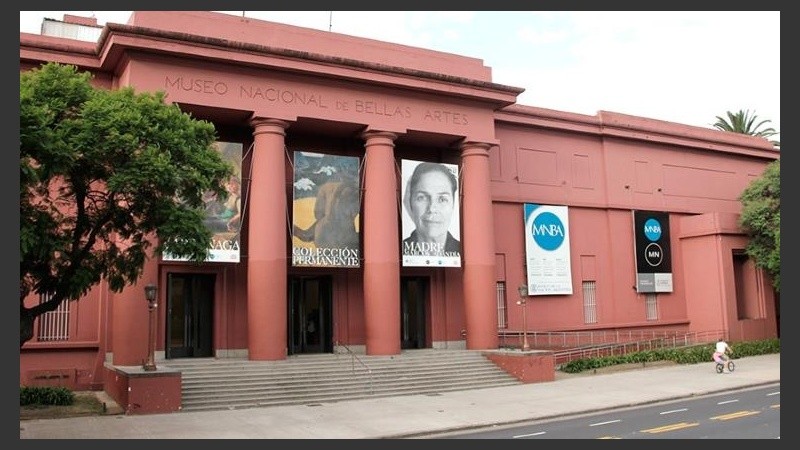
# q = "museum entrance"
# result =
<box><xmin>400</xmin><ymin>276</ymin><xmax>428</xmax><ymax>349</ymax></box>
<box><xmin>288</xmin><ymin>276</ymin><xmax>333</xmax><ymax>355</ymax></box>
<box><xmin>166</xmin><ymin>273</ymin><xmax>214</xmax><ymax>358</ymax></box>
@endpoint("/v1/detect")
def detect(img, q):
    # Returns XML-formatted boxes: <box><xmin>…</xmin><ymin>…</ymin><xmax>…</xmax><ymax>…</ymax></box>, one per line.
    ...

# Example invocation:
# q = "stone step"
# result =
<box><xmin>171</xmin><ymin>350</ymin><xmax>521</xmax><ymax>412</ymax></box>
<box><xmin>182</xmin><ymin>371</ymin><xmax>513</xmax><ymax>395</ymax></box>
<box><xmin>179</xmin><ymin>363</ymin><xmax>502</xmax><ymax>382</ymax></box>
<box><xmin>181</xmin><ymin>379</ymin><xmax>520</xmax><ymax>412</ymax></box>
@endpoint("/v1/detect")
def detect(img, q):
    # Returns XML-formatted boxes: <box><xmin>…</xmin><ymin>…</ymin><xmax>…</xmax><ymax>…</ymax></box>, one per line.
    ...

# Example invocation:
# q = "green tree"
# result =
<box><xmin>713</xmin><ymin>109</ymin><xmax>780</xmax><ymax>147</ymax></box>
<box><xmin>739</xmin><ymin>159</ymin><xmax>780</xmax><ymax>292</ymax></box>
<box><xmin>20</xmin><ymin>62</ymin><xmax>233</xmax><ymax>347</ymax></box>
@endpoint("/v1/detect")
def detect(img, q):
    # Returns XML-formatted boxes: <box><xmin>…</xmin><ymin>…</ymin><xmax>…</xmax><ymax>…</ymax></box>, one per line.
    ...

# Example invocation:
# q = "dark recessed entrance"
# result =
<box><xmin>401</xmin><ymin>276</ymin><xmax>428</xmax><ymax>349</ymax></box>
<box><xmin>166</xmin><ymin>273</ymin><xmax>214</xmax><ymax>358</ymax></box>
<box><xmin>288</xmin><ymin>276</ymin><xmax>333</xmax><ymax>355</ymax></box>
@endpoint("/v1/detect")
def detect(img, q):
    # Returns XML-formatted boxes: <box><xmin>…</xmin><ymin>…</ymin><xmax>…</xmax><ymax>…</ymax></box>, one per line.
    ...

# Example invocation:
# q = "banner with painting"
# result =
<box><xmin>523</xmin><ymin>204</ymin><xmax>573</xmax><ymax>295</ymax></box>
<box><xmin>292</xmin><ymin>151</ymin><xmax>361</xmax><ymax>268</ymax></box>
<box><xmin>162</xmin><ymin>141</ymin><xmax>243</xmax><ymax>263</ymax></box>
<box><xmin>633</xmin><ymin>210</ymin><xmax>673</xmax><ymax>293</ymax></box>
<box><xmin>400</xmin><ymin>159</ymin><xmax>461</xmax><ymax>267</ymax></box>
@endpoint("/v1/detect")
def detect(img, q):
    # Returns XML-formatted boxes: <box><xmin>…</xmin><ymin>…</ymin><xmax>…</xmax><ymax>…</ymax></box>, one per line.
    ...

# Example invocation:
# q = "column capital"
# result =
<box><xmin>460</xmin><ymin>141</ymin><xmax>494</xmax><ymax>158</ymax></box>
<box><xmin>361</xmin><ymin>130</ymin><xmax>398</xmax><ymax>147</ymax></box>
<box><xmin>250</xmin><ymin>117</ymin><xmax>291</xmax><ymax>136</ymax></box>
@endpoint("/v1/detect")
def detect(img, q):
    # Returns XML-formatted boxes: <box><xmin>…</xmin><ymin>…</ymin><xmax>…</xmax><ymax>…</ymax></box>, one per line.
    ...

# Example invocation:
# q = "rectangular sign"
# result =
<box><xmin>401</xmin><ymin>159</ymin><xmax>461</xmax><ymax>267</ymax></box>
<box><xmin>633</xmin><ymin>210</ymin><xmax>673</xmax><ymax>293</ymax></box>
<box><xmin>292</xmin><ymin>151</ymin><xmax>361</xmax><ymax>268</ymax></box>
<box><xmin>162</xmin><ymin>141</ymin><xmax>243</xmax><ymax>263</ymax></box>
<box><xmin>524</xmin><ymin>204</ymin><xmax>573</xmax><ymax>295</ymax></box>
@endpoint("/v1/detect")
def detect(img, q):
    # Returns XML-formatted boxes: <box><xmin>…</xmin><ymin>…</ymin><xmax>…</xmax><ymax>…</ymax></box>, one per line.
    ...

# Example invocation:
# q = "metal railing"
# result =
<box><xmin>336</xmin><ymin>342</ymin><xmax>373</xmax><ymax>395</ymax></box>
<box><xmin>499</xmin><ymin>329</ymin><xmax>725</xmax><ymax>350</ymax></box>
<box><xmin>497</xmin><ymin>329</ymin><xmax>726</xmax><ymax>367</ymax></box>
<box><xmin>551</xmin><ymin>337</ymin><xmax>664</xmax><ymax>366</ymax></box>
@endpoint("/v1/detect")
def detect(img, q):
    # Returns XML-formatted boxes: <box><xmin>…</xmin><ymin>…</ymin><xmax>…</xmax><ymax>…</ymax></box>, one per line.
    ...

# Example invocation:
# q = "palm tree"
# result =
<box><xmin>713</xmin><ymin>109</ymin><xmax>780</xmax><ymax>148</ymax></box>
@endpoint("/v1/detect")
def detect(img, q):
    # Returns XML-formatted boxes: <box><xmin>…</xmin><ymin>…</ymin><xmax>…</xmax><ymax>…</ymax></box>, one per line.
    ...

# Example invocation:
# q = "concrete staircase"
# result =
<box><xmin>163</xmin><ymin>349</ymin><xmax>522</xmax><ymax>412</ymax></box>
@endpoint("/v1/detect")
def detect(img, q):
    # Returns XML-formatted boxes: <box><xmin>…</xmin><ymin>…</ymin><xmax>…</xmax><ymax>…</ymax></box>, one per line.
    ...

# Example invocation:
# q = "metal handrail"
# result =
<box><xmin>336</xmin><ymin>342</ymin><xmax>373</xmax><ymax>395</ymax></box>
<box><xmin>552</xmin><ymin>337</ymin><xmax>666</xmax><ymax>366</ymax></box>
<box><xmin>496</xmin><ymin>329</ymin><xmax>726</xmax><ymax>367</ymax></box>
<box><xmin>549</xmin><ymin>331</ymin><xmax>723</xmax><ymax>367</ymax></box>
<box><xmin>499</xmin><ymin>329</ymin><xmax>726</xmax><ymax>351</ymax></box>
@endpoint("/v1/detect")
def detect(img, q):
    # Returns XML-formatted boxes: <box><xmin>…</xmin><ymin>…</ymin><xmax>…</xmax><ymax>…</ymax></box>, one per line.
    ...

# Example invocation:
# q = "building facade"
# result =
<box><xmin>20</xmin><ymin>12</ymin><xmax>779</xmax><ymax>412</ymax></box>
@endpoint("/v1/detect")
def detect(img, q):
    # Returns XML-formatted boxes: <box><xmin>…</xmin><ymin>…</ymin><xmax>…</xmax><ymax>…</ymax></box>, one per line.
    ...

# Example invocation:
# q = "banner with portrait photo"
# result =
<box><xmin>524</xmin><ymin>204</ymin><xmax>573</xmax><ymax>295</ymax></box>
<box><xmin>401</xmin><ymin>159</ymin><xmax>461</xmax><ymax>267</ymax></box>
<box><xmin>162</xmin><ymin>141</ymin><xmax>243</xmax><ymax>263</ymax></box>
<box><xmin>292</xmin><ymin>151</ymin><xmax>361</xmax><ymax>268</ymax></box>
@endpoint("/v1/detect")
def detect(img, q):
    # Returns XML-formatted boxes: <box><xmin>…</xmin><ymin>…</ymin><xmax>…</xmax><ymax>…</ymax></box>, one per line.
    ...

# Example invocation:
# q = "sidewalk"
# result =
<box><xmin>19</xmin><ymin>353</ymin><xmax>780</xmax><ymax>439</ymax></box>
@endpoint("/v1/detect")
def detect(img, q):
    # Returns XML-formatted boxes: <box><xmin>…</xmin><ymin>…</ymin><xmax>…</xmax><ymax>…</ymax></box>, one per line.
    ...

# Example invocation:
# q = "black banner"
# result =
<box><xmin>633</xmin><ymin>210</ymin><xmax>673</xmax><ymax>293</ymax></box>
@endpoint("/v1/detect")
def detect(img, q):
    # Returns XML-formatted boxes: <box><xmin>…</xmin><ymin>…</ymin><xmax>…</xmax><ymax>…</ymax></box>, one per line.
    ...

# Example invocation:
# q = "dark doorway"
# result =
<box><xmin>774</xmin><ymin>290</ymin><xmax>780</xmax><ymax>338</ymax></box>
<box><xmin>288</xmin><ymin>276</ymin><xmax>333</xmax><ymax>355</ymax></box>
<box><xmin>166</xmin><ymin>273</ymin><xmax>214</xmax><ymax>358</ymax></box>
<box><xmin>401</xmin><ymin>276</ymin><xmax>428</xmax><ymax>349</ymax></box>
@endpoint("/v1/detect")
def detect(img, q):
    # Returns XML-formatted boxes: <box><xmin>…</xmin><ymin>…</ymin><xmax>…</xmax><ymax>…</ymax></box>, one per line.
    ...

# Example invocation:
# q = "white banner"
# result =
<box><xmin>401</xmin><ymin>159</ymin><xmax>461</xmax><ymax>267</ymax></box>
<box><xmin>524</xmin><ymin>204</ymin><xmax>573</xmax><ymax>295</ymax></box>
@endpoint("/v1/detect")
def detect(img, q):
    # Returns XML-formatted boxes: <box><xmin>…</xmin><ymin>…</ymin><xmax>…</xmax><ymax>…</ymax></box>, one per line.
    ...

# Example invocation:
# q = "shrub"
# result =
<box><xmin>559</xmin><ymin>338</ymin><xmax>779</xmax><ymax>373</ymax></box>
<box><xmin>20</xmin><ymin>386</ymin><xmax>75</xmax><ymax>406</ymax></box>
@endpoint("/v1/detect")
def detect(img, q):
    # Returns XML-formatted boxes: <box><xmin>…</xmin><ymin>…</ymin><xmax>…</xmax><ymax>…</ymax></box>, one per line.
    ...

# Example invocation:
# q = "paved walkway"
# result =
<box><xmin>19</xmin><ymin>354</ymin><xmax>780</xmax><ymax>439</ymax></box>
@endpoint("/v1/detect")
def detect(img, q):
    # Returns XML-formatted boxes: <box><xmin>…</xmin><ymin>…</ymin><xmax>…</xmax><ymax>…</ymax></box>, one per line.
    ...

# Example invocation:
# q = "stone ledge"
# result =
<box><xmin>483</xmin><ymin>350</ymin><xmax>555</xmax><ymax>383</ymax></box>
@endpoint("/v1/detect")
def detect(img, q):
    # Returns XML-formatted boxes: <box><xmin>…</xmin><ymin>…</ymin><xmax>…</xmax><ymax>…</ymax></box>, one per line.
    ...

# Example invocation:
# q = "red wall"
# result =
<box><xmin>485</xmin><ymin>351</ymin><xmax>555</xmax><ymax>383</ymax></box>
<box><xmin>20</xmin><ymin>282</ymin><xmax>108</xmax><ymax>390</ymax></box>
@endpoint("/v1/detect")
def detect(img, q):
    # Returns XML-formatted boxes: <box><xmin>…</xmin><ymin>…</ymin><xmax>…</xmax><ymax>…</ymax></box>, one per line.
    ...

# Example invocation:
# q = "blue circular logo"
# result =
<box><xmin>643</xmin><ymin>218</ymin><xmax>662</xmax><ymax>242</ymax></box>
<box><xmin>532</xmin><ymin>211</ymin><xmax>565</xmax><ymax>251</ymax></box>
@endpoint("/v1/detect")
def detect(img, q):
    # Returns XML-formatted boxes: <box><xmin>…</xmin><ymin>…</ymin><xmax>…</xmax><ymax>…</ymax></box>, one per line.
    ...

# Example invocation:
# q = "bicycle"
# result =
<box><xmin>715</xmin><ymin>359</ymin><xmax>735</xmax><ymax>373</ymax></box>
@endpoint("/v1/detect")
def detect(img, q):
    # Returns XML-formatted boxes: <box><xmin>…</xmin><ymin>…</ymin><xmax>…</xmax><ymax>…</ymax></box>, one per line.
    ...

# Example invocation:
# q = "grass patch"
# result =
<box><xmin>20</xmin><ymin>392</ymin><xmax>107</xmax><ymax>420</ymax></box>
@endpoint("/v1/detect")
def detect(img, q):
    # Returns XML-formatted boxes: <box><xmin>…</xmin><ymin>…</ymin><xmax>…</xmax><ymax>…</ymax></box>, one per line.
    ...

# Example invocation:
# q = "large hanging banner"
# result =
<box><xmin>401</xmin><ymin>159</ymin><xmax>461</xmax><ymax>267</ymax></box>
<box><xmin>163</xmin><ymin>141</ymin><xmax>243</xmax><ymax>263</ymax></box>
<box><xmin>633</xmin><ymin>210</ymin><xmax>673</xmax><ymax>293</ymax></box>
<box><xmin>524</xmin><ymin>204</ymin><xmax>573</xmax><ymax>295</ymax></box>
<box><xmin>292</xmin><ymin>151</ymin><xmax>361</xmax><ymax>268</ymax></box>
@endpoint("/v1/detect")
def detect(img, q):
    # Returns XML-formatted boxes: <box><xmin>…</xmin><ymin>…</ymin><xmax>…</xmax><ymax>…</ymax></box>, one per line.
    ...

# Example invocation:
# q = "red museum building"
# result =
<box><xmin>20</xmin><ymin>11</ymin><xmax>779</xmax><ymax>414</ymax></box>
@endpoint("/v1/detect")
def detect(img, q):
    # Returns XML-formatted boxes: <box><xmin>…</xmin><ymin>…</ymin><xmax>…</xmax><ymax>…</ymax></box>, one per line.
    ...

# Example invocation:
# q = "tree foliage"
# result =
<box><xmin>713</xmin><ymin>109</ymin><xmax>780</xmax><ymax>147</ymax></box>
<box><xmin>20</xmin><ymin>62</ymin><xmax>233</xmax><ymax>347</ymax></box>
<box><xmin>738</xmin><ymin>159</ymin><xmax>780</xmax><ymax>292</ymax></box>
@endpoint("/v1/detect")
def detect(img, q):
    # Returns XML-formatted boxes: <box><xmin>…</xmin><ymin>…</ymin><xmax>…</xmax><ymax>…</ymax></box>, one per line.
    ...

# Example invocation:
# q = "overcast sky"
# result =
<box><xmin>20</xmin><ymin>11</ymin><xmax>780</xmax><ymax>141</ymax></box>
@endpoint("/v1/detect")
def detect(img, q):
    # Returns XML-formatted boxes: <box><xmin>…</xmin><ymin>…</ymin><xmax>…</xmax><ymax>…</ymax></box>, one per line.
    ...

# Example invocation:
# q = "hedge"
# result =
<box><xmin>560</xmin><ymin>338</ymin><xmax>780</xmax><ymax>374</ymax></box>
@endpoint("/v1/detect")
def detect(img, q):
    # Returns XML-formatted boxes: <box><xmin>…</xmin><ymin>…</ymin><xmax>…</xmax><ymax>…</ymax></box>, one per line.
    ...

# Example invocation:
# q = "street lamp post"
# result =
<box><xmin>143</xmin><ymin>283</ymin><xmax>158</xmax><ymax>371</ymax></box>
<box><xmin>516</xmin><ymin>285</ymin><xmax>530</xmax><ymax>351</ymax></box>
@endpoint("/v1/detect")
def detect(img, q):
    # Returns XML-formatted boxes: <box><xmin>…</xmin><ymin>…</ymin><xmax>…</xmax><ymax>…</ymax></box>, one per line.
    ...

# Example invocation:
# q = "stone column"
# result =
<box><xmin>460</xmin><ymin>141</ymin><xmax>499</xmax><ymax>349</ymax></box>
<box><xmin>247</xmin><ymin>118</ymin><xmax>290</xmax><ymax>360</ymax></box>
<box><xmin>361</xmin><ymin>130</ymin><xmax>401</xmax><ymax>355</ymax></box>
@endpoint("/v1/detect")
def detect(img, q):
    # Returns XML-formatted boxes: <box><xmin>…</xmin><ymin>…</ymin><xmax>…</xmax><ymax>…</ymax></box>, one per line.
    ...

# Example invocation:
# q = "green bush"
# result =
<box><xmin>560</xmin><ymin>338</ymin><xmax>779</xmax><ymax>373</ymax></box>
<box><xmin>20</xmin><ymin>386</ymin><xmax>75</xmax><ymax>406</ymax></box>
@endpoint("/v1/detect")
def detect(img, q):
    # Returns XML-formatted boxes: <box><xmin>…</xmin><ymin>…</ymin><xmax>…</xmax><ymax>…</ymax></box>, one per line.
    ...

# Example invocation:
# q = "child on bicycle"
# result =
<box><xmin>713</xmin><ymin>338</ymin><xmax>732</xmax><ymax>363</ymax></box>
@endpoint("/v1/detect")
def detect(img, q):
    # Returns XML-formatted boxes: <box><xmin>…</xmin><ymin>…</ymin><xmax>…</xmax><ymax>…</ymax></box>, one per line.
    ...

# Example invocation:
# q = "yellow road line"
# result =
<box><xmin>711</xmin><ymin>410</ymin><xmax>760</xmax><ymax>421</ymax></box>
<box><xmin>641</xmin><ymin>422</ymin><xmax>699</xmax><ymax>433</ymax></box>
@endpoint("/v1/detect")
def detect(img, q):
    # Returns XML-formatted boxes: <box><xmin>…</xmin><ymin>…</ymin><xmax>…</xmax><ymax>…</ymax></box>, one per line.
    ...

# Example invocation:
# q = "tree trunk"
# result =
<box><xmin>20</xmin><ymin>294</ymin><xmax>66</xmax><ymax>348</ymax></box>
<box><xmin>20</xmin><ymin>307</ymin><xmax>34</xmax><ymax>348</ymax></box>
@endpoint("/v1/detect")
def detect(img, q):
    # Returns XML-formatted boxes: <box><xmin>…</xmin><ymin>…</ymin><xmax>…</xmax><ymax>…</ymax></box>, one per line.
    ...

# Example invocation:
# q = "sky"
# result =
<box><xmin>20</xmin><ymin>11</ymin><xmax>780</xmax><ymax>141</ymax></box>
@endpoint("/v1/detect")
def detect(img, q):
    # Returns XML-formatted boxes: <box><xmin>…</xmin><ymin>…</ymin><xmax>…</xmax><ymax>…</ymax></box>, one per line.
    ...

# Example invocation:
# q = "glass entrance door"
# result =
<box><xmin>288</xmin><ymin>276</ymin><xmax>332</xmax><ymax>355</ymax></box>
<box><xmin>401</xmin><ymin>276</ymin><xmax>428</xmax><ymax>349</ymax></box>
<box><xmin>166</xmin><ymin>273</ymin><xmax>214</xmax><ymax>358</ymax></box>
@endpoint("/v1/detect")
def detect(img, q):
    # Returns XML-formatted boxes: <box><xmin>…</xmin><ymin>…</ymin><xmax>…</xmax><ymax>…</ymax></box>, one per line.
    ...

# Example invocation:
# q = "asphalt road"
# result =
<box><xmin>430</xmin><ymin>383</ymin><xmax>781</xmax><ymax>439</ymax></box>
